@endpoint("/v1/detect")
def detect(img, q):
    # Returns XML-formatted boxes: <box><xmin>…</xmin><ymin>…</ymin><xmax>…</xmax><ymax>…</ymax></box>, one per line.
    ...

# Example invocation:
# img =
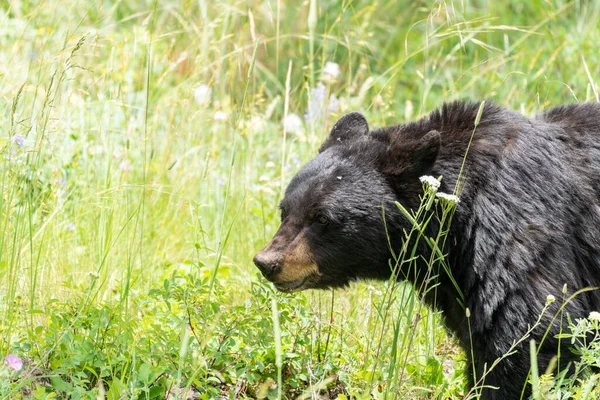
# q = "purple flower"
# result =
<box><xmin>6</xmin><ymin>355</ymin><xmax>23</xmax><ymax>371</ymax></box>
<box><xmin>328</xmin><ymin>95</ymin><xmax>340</xmax><ymax>113</ymax></box>
<box><xmin>12</xmin><ymin>135</ymin><xmax>24</xmax><ymax>148</ymax></box>
<box><xmin>67</xmin><ymin>223</ymin><xmax>76</xmax><ymax>232</ymax></box>
<box><xmin>304</xmin><ymin>84</ymin><xmax>327</xmax><ymax>125</ymax></box>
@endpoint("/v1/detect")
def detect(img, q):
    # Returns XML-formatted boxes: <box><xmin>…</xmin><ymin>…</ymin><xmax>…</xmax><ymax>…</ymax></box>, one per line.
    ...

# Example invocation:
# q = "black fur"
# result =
<box><xmin>256</xmin><ymin>101</ymin><xmax>600</xmax><ymax>399</ymax></box>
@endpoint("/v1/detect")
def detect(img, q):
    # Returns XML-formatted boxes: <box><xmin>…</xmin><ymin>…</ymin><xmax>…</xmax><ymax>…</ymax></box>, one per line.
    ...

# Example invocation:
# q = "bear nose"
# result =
<box><xmin>253</xmin><ymin>252</ymin><xmax>281</xmax><ymax>279</ymax></box>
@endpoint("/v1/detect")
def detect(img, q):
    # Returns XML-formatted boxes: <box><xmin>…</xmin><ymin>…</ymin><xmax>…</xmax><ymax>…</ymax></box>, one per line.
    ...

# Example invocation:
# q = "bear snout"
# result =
<box><xmin>253</xmin><ymin>251</ymin><xmax>282</xmax><ymax>280</ymax></box>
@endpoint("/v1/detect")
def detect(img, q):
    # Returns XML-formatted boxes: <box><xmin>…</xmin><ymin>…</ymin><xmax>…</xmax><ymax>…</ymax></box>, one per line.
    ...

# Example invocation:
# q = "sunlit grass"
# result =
<box><xmin>1</xmin><ymin>0</ymin><xmax>599</xmax><ymax>398</ymax></box>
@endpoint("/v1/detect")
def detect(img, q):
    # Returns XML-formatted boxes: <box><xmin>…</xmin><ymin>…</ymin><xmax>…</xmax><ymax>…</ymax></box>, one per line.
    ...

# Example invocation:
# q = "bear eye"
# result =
<box><xmin>316</xmin><ymin>214</ymin><xmax>330</xmax><ymax>225</ymax></box>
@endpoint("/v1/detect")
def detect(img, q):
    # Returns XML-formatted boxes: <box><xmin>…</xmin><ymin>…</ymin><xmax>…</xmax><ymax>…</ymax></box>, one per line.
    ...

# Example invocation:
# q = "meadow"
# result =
<box><xmin>1</xmin><ymin>0</ymin><xmax>600</xmax><ymax>398</ymax></box>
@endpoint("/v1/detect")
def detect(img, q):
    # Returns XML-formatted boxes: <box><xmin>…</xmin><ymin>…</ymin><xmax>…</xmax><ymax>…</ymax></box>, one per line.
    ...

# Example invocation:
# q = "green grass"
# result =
<box><xmin>1</xmin><ymin>0</ymin><xmax>600</xmax><ymax>398</ymax></box>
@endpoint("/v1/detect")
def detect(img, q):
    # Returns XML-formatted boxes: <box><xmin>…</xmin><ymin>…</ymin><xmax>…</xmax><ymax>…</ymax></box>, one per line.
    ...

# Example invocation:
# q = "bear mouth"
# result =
<box><xmin>274</xmin><ymin>276</ymin><xmax>310</xmax><ymax>293</ymax></box>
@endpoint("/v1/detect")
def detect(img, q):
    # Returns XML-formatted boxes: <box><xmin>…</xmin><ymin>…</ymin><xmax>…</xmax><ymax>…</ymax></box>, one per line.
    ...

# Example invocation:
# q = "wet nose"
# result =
<box><xmin>253</xmin><ymin>252</ymin><xmax>281</xmax><ymax>279</ymax></box>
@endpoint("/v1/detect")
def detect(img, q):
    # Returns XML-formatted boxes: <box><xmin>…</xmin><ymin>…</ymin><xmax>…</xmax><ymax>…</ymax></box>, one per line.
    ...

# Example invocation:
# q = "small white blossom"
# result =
<box><xmin>283</xmin><ymin>113</ymin><xmax>303</xmax><ymax>134</ymax></box>
<box><xmin>213</xmin><ymin>111</ymin><xmax>228</xmax><ymax>121</ymax></box>
<box><xmin>89</xmin><ymin>145</ymin><xmax>104</xmax><ymax>155</ymax></box>
<box><xmin>322</xmin><ymin>61</ymin><xmax>341</xmax><ymax>81</ymax></box>
<box><xmin>436</xmin><ymin>192</ymin><xmax>460</xmax><ymax>204</ymax></box>
<box><xmin>419</xmin><ymin>175</ymin><xmax>440</xmax><ymax>191</ymax></box>
<box><xmin>589</xmin><ymin>311</ymin><xmax>600</xmax><ymax>321</ymax></box>
<box><xmin>265</xmin><ymin>161</ymin><xmax>276</xmax><ymax>168</ymax></box>
<box><xmin>249</xmin><ymin>115</ymin><xmax>266</xmax><ymax>132</ymax></box>
<box><xmin>119</xmin><ymin>160</ymin><xmax>132</xmax><ymax>171</ymax></box>
<box><xmin>546</xmin><ymin>294</ymin><xmax>556</xmax><ymax>305</ymax></box>
<box><xmin>112</xmin><ymin>147</ymin><xmax>123</xmax><ymax>159</ymax></box>
<box><xmin>193</xmin><ymin>84</ymin><xmax>212</xmax><ymax>105</ymax></box>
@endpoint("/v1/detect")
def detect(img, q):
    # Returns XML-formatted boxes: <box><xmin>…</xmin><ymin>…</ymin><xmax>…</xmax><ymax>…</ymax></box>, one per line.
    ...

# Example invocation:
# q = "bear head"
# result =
<box><xmin>253</xmin><ymin>112</ymin><xmax>441</xmax><ymax>292</ymax></box>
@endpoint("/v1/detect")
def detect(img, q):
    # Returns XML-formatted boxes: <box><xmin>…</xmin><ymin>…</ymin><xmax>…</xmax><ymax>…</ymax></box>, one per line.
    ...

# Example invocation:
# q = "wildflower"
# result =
<box><xmin>12</xmin><ymin>134</ymin><xmax>24</xmax><ymax>148</ymax></box>
<box><xmin>305</xmin><ymin>84</ymin><xmax>327</xmax><ymax>125</ymax></box>
<box><xmin>3</xmin><ymin>151</ymin><xmax>15</xmax><ymax>161</ymax></box>
<box><xmin>292</xmin><ymin>156</ymin><xmax>301</xmax><ymax>166</ymax></box>
<box><xmin>546</xmin><ymin>294</ymin><xmax>556</xmax><ymax>305</ymax></box>
<box><xmin>265</xmin><ymin>161</ymin><xmax>276</xmax><ymax>168</ymax></box>
<box><xmin>419</xmin><ymin>175</ymin><xmax>440</xmax><ymax>191</ymax></box>
<box><xmin>328</xmin><ymin>95</ymin><xmax>340</xmax><ymax>113</ymax></box>
<box><xmin>436</xmin><ymin>192</ymin><xmax>460</xmax><ymax>205</ymax></box>
<box><xmin>214</xmin><ymin>111</ymin><xmax>228</xmax><ymax>121</ymax></box>
<box><xmin>589</xmin><ymin>311</ymin><xmax>600</xmax><ymax>321</ymax></box>
<box><xmin>282</xmin><ymin>113</ymin><xmax>303</xmax><ymax>134</ymax></box>
<box><xmin>112</xmin><ymin>148</ymin><xmax>123</xmax><ymax>159</ymax></box>
<box><xmin>193</xmin><ymin>84</ymin><xmax>212</xmax><ymax>105</ymax></box>
<box><xmin>322</xmin><ymin>61</ymin><xmax>341</xmax><ymax>82</ymax></box>
<box><xmin>67</xmin><ymin>223</ymin><xmax>76</xmax><ymax>232</ymax></box>
<box><xmin>5</xmin><ymin>355</ymin><xmax>22</xmax><ymax>371</ymax></box>
<box><xmin>119</xmin><ymin>160</ymin><xmax>132</xmax><ymax>171</ymax></box>
<box><xmin>89</xmin><ymin>145</ymin><xmax>104</xmax><ymax>155</ymax></box>
<box><xmin>364</xmin><ymin>305</ymin><xmax>371</xmax><ymax>312</ymax></box>
<box><xmin>249</xmin><ymin>115</ymin><xmax>265</xmax><ymax>132</ymax></box>
<box><xmin>216</xmin><ymin>177</ymin><xmax>226</xmax><ymax>186</ymax></box>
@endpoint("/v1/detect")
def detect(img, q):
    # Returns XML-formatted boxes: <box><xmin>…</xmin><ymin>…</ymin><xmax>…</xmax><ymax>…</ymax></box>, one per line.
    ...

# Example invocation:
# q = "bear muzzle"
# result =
<box><xmin>254</xmin><ymin>229</ymin><xmax>321</xmax><ymax>293</ymax></box>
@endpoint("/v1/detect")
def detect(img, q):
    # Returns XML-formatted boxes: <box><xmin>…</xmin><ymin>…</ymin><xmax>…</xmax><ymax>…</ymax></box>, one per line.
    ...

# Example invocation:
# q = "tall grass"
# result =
<box><xmin>0</xmin><ymin>0</ymin><xmax>599</xmax><ymax>398</ymax></box>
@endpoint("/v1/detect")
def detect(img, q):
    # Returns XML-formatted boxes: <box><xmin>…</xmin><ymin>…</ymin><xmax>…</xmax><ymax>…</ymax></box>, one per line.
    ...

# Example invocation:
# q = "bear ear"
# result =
<box><xmin>381</xmin><ymin>130</ymin><xmax>441</xmax><ymax>177</ymax></box>
<box><xmin>319</xmin><ymin>112</ymin><xmax>369</xmax><ymax>152</ymax></box>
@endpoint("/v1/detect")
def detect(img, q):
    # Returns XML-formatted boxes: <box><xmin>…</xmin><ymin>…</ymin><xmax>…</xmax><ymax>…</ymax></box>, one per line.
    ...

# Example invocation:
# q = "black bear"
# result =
<box><xmin>253</xmin><ymin>101</ymin><xmax>600</xmax><ymax>399</ymax></box>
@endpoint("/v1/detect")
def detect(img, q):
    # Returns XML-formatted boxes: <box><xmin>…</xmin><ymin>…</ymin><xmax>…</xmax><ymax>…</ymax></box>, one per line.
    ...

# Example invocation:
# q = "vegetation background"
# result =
<box><xmin>1</xmin><ymin>0</ymin><xmax>599</xmax><ymax>398</ymax></box>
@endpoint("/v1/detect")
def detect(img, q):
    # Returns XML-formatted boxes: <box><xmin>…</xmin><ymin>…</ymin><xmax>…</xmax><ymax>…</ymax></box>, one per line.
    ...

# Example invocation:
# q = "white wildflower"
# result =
<box><xmin>589</xmin><ymin>311</ymin><xmax>600</xmax><ymax>321</ymax></box>
<box><xmin>322</xmin><ymin>61</ymin><xmax>341</xmax><ymax>82</ymax></box>
<box><xmin>89</xmin><ymin>145</ymin><xmax>104</xmax><ymax>155</ymax></box>
<box><xmin>193</xmin><ymin>84</ymin><xmax>212</xmax><ymax>105</ymax></box>
<box><xmin>250</xmin><ymin>115</ymin><xmax>265</xmax><ymax>132</ymax></box>
<box><xmin>265</xmin><ymin>161</ymin><xmax>276</xmax><ymax>168</ymax></box>
<box><xmin>119</xmin><ymin>160</ymin><xmax>132</xmax><ymax>171</ymax></box>
<box><xmin>112</xmin><ymin>147</ymin><xmax>123</xmax><ymax>159</ymax></box>
<box><xmin>214</xmin><ymin>111</ymin><xmax>228</xmax><ymax>121</ymax></box>
<box><xmin>546</xmin><ymin>294</ymin><xmax>556</xmax><ymax>305</ymax></box>
<box><xmin>419</xmin><ymin>175</ymin><xmax>440</xmax><ymax>191</ymax></box>
<box><xmin>283</xmin><ymin>113</ymin><xmax>303</xmax><ymax>134</ymax></box>
<box><xmin>436</xmin><ymin>192</ymin><xmax>460</xmax><ymax>204</ymax></box>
